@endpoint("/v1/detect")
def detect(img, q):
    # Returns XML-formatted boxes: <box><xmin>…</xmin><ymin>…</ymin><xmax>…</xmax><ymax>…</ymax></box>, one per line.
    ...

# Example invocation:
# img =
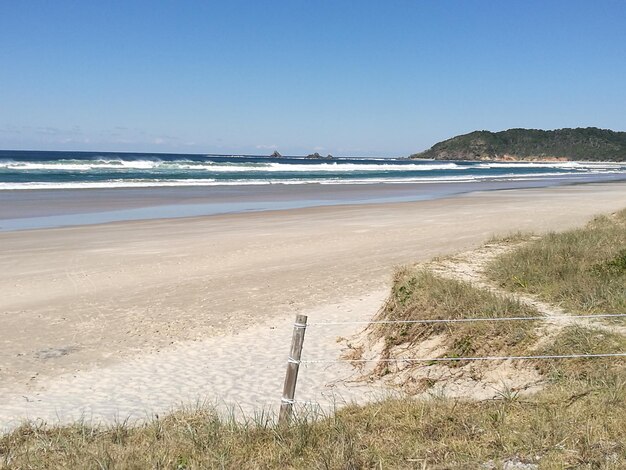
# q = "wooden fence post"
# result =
<box><xmin>279</xmin><ymin>314</ymin><xmax>308</xmax><ymax>424</ymax></box>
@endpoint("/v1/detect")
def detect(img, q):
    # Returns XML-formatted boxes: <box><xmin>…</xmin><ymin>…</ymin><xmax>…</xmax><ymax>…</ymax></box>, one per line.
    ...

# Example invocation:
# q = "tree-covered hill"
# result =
<box><xmin>410</xmin><ymin>127</ymin><xmax>626</xmax><ymax>161</ymax></box>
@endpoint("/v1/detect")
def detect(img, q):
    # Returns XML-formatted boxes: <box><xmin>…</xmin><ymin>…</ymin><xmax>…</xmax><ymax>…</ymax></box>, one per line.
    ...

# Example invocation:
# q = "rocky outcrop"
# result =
<box><xmin>306</xmin><ymin>153</ymin><xmax>334</xmax><ymax>160</ymax></box>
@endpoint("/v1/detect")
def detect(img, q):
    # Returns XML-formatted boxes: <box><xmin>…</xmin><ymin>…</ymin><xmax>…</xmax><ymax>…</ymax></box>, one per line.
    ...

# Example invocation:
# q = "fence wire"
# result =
<box><xmin>306</xmin><ymin>313</ymin><xmax>626</xmax><ymax>326</ymax></box>
<box><xmin>297</xmin><ymin>352</ymin><xmax>626</xmax><ymax>365</ymax></box>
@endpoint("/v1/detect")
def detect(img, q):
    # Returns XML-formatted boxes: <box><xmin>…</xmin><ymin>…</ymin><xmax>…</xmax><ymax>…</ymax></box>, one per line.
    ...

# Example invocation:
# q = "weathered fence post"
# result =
<box><xmin>279</xmin><ymin>314</ymin><xmax>308</xmax><ymax>424</ymax></box>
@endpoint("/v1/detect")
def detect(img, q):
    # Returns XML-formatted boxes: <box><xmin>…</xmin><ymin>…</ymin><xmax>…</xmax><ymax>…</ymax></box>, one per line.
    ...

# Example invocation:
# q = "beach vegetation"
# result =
<box><xmin>533</xmin><ymin>325</ymin><xmax>626</xmax><ymax>385</ymax></box>
<box><xmin>2</xmin><ymin>346</ymin><xmax>624</xmax><ymax>469</ymax></box>
<box><xmin>410</xmin><ymin>127</ymin><xmax>626</xmax><ymax>161</ymax></box>
<box><xmin>486</xmin><ymin>230</ymin><xmax>533</xmax><ymax>244</ymax></box>
<box><xmin>366</xmin><ymin>268</ymin><xmax>539</xmax><ymax>368</ymax></box>
<box><xmin>487</xmin><ymin>209</ymin><xmax>626</xmax><ymax>314</ymax></box>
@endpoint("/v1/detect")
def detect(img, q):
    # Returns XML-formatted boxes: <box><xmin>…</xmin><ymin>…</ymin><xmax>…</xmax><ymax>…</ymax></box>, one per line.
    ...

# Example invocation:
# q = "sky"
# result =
<box><xmin>1</xmin><ymin>1</ymin><xmax>625</xmax><ymax>157</ymax></box>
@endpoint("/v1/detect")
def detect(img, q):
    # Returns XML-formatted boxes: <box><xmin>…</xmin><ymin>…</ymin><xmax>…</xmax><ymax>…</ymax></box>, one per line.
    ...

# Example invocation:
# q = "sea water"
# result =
<box><xmin>3</xmin><ymin>150</ymin><xmax>626</xmax><ymax>189</ymax></box>
<box><xmin>1</xmin><ymin>150</ymin><xmax>625</xmax><ymax>230</ymax></box>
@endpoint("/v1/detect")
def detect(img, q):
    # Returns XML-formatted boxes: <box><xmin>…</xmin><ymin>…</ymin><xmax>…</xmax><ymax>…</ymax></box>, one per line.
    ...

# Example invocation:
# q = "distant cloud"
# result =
<box><xmin>0</xmin><ymin>124</ymin><xmax>84</xmax><ymax>137</ymax></box>
<box><xmin>35</xmin><ymin>127</ymin><xmax>62</xmax><ymax>136</ymax></box>
<box><xmin>152</xmin><ymin>134</ymin><xmax>181</xmax><ymax>146</ymax></box>
<box><xmin>60</xmin><ymin>137</ymin><xmax>91</xmax><ymax>144</ymax></box>
<box><xmin>0</xmin><ymin>123</ymin><xmax>200</xmax><ymax>152</ymax></box>
<box><xmin>255</xmin><ymin>144</ymin><xmax>278</xmax><ymax>150</ymax></box>
<box><xmin>0</xmin><ymin>124</ymin><xmax>22</xmax><ymax>134</ymax></box>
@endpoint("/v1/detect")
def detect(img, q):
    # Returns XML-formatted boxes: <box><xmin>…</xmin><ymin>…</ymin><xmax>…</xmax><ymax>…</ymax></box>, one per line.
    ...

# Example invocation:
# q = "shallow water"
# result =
<box><xmin>2</xmin><ymin>175</ymin><xmax>626</xmax><ymax>231</ymax></box>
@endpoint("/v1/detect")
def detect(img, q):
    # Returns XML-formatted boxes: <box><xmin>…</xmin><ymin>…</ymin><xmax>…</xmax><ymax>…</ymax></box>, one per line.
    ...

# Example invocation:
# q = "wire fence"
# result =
<box><xmin>294</xmin><ymin>312</ymin><xmax>626</xmax><ymax>364</ymax></box>
<box><xmin>301</xmin><ymin>313</ymin><xmax>626</xmax><ymax>364</ymax></box>
<box><xmin>306</xmin><ymin>313</ymin><xmax>626</xmax><ymax>326</ymax></box>
<box><xmin>279</xmin><ymin>312</ymin><xmax>626</xmax><ymax>421</ymax></box>
<box><xmin>298</xmin><ymin>352</ymin><xmax>626</xmax><ymax>365</ymax></box>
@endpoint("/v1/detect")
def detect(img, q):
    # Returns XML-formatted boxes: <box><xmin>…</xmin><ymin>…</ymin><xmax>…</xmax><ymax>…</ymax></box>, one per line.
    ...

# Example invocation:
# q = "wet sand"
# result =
<box><xmin>2</xmin><ymin>176</ymin><xmax>624</xmax><ymax>230</ymax></box>
<box><xmin>0</xmin><ymin>182</ymin><xmax>625</xmax><ymax>430</ymax></box>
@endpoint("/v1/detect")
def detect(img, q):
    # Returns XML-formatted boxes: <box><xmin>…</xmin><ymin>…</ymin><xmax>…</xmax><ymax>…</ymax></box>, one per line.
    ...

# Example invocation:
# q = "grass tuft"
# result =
<box><xmin>486</xmin><ymin>230</ymin><xmax>534</xmax><ymax>244</ymax></box>
<box><xmin>534</xmin><ymin>325</ymin><xmax>626</xmax><ymax>385</ymax></box>
<box><xmin>487</xmin><ymin>210</ymin><xmax>626</xmax><ymax>314</ymax></box>
<box><xmin>2</xmin><ymin>391</ymin><xmax>625</xmax><ymax>469</ymax></box>
<box><xmin>369</xmin><ymin>269</ymin><xmax>539</xmax><ymax>362</ymax></box>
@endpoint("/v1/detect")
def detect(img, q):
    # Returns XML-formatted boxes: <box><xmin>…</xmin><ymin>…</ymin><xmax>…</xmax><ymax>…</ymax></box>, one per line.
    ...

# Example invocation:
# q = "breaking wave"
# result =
<box><xmin>1</xmin><ymin>152</ymin><xmax>625</xmax><ymax>190</ymax></box>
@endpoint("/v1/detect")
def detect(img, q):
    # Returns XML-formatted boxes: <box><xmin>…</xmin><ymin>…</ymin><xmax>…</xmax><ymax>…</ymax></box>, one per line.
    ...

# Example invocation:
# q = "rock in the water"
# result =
<box><xmin>270</xmin><ymin>150</ymin><xmax>282</xmax><ymax>158</ymax></box>
<box><xmin>305</xmin><ymin>152</ymin><xmax>334</xmax><ymax>159</ymax></box>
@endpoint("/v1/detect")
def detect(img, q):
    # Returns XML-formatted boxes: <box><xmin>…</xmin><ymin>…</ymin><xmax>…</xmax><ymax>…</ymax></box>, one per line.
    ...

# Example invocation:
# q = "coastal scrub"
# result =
<box><xmin>487</xmin><ymin>209</ymin><xmax>626</xmax><ymax>314</ymax></box>
<box><xmin>368</xmin><ymin>268</ymin><xmax>539</xmax><ymax>362</ymax></box>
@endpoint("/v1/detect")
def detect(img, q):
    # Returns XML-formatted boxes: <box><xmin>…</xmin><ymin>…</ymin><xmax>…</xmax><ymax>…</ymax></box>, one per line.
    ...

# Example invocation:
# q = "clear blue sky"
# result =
<box><xmin>1</xmin><ymin>1</ymin><xmax>625</xmax><ymax>156</ymax></box>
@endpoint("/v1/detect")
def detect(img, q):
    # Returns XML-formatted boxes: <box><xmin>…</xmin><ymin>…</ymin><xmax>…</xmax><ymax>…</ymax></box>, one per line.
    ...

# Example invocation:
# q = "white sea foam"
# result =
<box><xmin>0</xmin><ymin>159</ymin><xmax>462</xmax><ymax>172</ymax></box>
<box><xmin>0</xmin><ymin>160</ymin><xmax>162</xmax><ymax>171</ymax></box>
<box><xmin>0</xmin><ymin>170</ymin><xmax>614</xmax><ymax>191</ymax></box>
<box><xmin>475</xmin><ymin>161</ymin><xmax>585</xmax><ymax>169</ymax></box>
<box><xmin>260</xmin><ymin>162</ymin><xmax>463</xmax><ymax>172</ymax></box>
<box><xmin>1</xmin><ymin>156</ymin><xmax>624</xmax><ymax>191</ymax></box>
<box><xmin>475</xmin><ymin>161</ymin><xmax>626</xmax><ymax>169</ymax></box>
<box><xmin>3</xmin><ymin>158</ymin><xmax>624</xmax><ymax>175</ymax></box>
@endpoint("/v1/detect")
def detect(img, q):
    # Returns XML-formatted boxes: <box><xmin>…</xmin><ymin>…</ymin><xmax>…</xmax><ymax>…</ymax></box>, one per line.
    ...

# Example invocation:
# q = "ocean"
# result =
<box><xmin>1</xmin><ymin>150</ymin><xmax>626</xmax><ymax>231</ymax></box>
<box><xmin>2</xmin><ymin>150</ymin><xmax>626</xmax><ymax>190</ymax></box>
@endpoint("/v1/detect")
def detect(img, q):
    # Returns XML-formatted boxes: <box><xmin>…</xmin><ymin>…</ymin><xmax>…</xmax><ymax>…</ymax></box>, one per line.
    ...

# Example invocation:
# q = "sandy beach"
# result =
<box><xmin>1</xmin><ymin>182</ymin><xmax>626</xmax><ymax>431</ymax></box>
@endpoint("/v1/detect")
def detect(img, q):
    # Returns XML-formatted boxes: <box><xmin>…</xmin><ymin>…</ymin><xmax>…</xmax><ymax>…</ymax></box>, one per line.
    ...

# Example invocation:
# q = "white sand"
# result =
<box><xmin>0</xmin><ymin>291</ymin><xmax>391</xmax><ymax>432</ymax></box>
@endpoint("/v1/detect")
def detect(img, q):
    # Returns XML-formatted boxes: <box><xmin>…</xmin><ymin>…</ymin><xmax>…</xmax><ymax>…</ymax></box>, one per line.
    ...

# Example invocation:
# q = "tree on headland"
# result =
<box><xmin>410</xmin><ymin>127</ymin><xmax>626</xmax><ymax>162</ymax></box>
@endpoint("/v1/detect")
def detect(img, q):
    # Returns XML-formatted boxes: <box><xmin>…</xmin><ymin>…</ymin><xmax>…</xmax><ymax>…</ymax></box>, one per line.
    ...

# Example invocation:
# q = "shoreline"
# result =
<box><xmin>409</xmin><ymin>156</ymin><xmax>626</xmax><ymax>163</ymax></box>
<box><xmin>2</xmin><ymin>175</ymin><xmax>626</xmax><ymax>232</ymax></box>
<box><xmin>1</xmin><ymin>182</ymin><xmax>625</xmax><ymax>430</ymax></box>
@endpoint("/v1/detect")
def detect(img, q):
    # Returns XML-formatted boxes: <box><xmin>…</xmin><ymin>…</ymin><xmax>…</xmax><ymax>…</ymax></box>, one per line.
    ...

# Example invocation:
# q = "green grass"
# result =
<box><xmin>368</xmin><ymin>268</ymin><xmax>539</xmax><ymax>363</ymax></box>
<box><xmin>534</xmin><ymin>325</ymin><xmax>626</xmax><ymax>385</ymax></box>
<box><xmin>2</xmin><ymin>371</ymin><xmax>625</xmax><ymax>469</ymax></box>
<box><xmin>487</xmin><ymin>209</ymin><xmax>626</xmax><ymax>314</ymax></box>
<box><xmin>486</xmin><ymin>231</ymin><xmax>533</xmax><ymax>245</ymax></box>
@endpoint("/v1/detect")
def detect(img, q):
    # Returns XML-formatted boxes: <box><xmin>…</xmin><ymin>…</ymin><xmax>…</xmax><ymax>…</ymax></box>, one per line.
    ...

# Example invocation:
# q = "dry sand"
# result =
<box><xmin>1</xmin><ymin>182</ymin><xmax>625</xmax><ymax>431</ymax></box>
<box><xmin>0</xmin><ymin>291</ymin><xmax>392</xmax><ymax>431</ymax></box>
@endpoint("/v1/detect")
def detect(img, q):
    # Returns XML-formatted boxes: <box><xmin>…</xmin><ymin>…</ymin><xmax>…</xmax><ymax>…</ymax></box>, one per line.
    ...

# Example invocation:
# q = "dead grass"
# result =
<box><xmin>534</xmin><ymin>325</ymin><xmax>626</xmax><ymax>385</ymax></box>
<box><xmin>2</xmin><ymin>372</ymin><xmax>624</xmax><ymax>469</ymax></box>
<box><xmin>369</xmin><ymin>269</ymin><xmax>539</xmax><ymax>363</ymax></box>
<box><xmin>486</xmin><ymin>230</ymin><xmax>534</xmax><ymax>244</ymax></box>
<box><xmin>487</xmin><ymin>209</ymin><xmax>626</xmax><ymax>314</ymax></box>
